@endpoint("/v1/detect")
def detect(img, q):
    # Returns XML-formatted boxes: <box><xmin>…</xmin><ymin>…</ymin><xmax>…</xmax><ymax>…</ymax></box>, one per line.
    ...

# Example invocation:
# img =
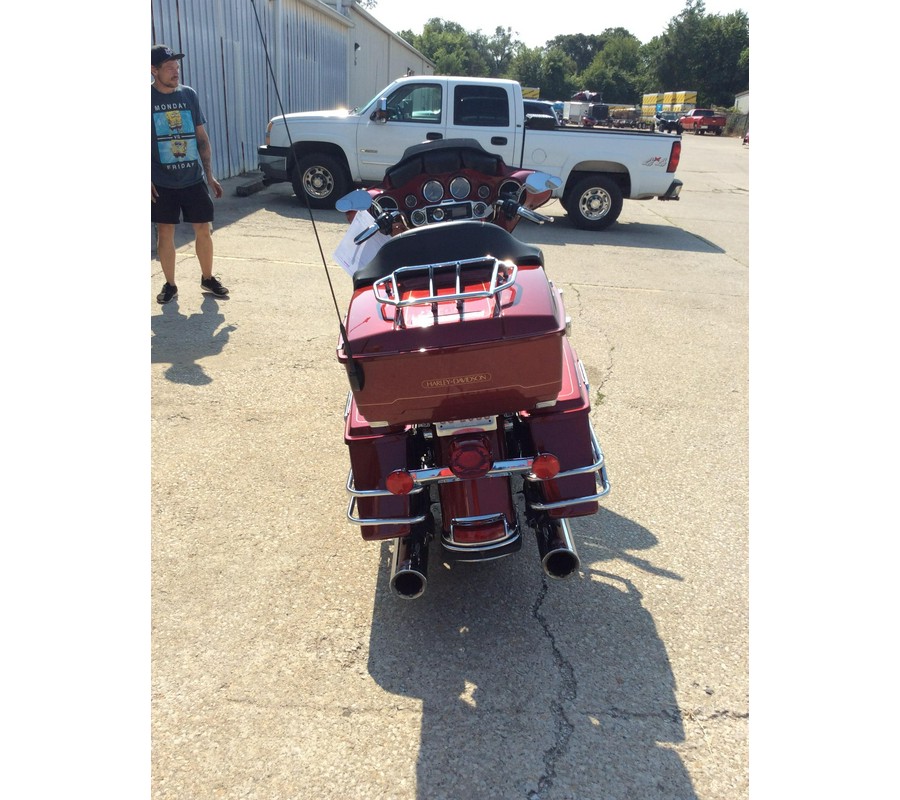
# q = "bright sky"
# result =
<box><xmin>369</xmin><ymin>0</ymin><xmax>752</xmax><ymax>49</ymax></box>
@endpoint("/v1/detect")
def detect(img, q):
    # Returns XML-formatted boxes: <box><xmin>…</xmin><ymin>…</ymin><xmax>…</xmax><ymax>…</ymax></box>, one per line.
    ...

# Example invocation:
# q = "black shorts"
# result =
<box><xmin>152</xmin><ymin>181</ymin><xmax>214</xmax><ymax>224</ymax></box>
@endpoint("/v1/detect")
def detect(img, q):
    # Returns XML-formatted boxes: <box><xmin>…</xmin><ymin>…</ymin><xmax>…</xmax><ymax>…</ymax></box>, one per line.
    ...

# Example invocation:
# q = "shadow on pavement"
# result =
<box><xmin>151</xmin><ymin>295</ymin><xmax>236</xmax><ymax>385</ymax></box>
<box><xmin>367</xmin><ymin>507</ymin><xmax>698</xmax><ymax>800</ymax></box>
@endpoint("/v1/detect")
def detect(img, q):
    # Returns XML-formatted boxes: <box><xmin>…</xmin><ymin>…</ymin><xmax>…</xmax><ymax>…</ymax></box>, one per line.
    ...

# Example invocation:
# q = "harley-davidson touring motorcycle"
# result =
<box><xmin>333</xmin><ymin>139</ymin><xmax>610</xmax><ymax>599</ymax></box>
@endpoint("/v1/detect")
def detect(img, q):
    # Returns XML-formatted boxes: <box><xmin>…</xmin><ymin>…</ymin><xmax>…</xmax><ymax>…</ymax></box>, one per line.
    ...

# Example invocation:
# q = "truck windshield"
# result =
<box><xmin>352</xmin><ymin>83</ymin><xmax>443</xmax><ymax>123</ymax></box>
<box><xmin>351</xmin><ymin>88</ymin><xmax>384</xmax><ymax>116</ymax></box>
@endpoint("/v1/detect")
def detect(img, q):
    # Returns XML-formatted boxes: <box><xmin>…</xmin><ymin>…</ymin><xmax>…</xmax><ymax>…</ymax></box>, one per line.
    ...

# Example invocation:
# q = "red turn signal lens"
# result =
<box><xmin>448</xmin><ymin>437</ymin><xmax>493</xmax><ymax>480</ymax></box>
<box><xmin>532</xmin><ymin>453</ymin><xmax>561</xmax><ymax>480</ymax></box>
<box><xmin>386</xmin><ymin>470</ymin><xmax>415</xmax><ymax>495</ymax></box>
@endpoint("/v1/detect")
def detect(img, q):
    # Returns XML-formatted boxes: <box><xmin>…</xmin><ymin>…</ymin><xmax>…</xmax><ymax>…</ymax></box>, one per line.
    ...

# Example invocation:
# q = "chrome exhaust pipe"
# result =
<box><xmin>389</xmin><ymin>534</ymin><xmax>429</xmax><ymax>599</ymax></box>
<box><xmin>535</xmin><ymin>517</ymin><xmax>581</xmax><ymax>579</ymax></box>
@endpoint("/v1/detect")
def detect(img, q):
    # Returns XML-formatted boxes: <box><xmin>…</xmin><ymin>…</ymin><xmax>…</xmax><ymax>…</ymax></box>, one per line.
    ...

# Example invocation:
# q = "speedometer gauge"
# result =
<box><xmin>449</xmin><ymin>176</ymin><xmax>471</xmax><ymax>200</ymax></box>
<box><xmin>423</xmin><ymin>180</ymin><xmax>444</xmax><ymax>203</ymax></box>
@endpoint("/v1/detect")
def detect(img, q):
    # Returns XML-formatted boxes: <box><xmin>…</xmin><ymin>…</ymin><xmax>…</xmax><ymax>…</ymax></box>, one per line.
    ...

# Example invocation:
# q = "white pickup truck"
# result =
<box><xmin>257</xmin><ymin>76</ymin><xmax>683</xmax><ymax>231</ymax></box>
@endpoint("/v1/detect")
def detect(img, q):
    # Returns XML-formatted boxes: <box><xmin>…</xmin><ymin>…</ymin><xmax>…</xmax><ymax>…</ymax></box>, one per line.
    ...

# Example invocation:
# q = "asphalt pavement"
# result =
<box><xmin>151</xmin><ymin>132</ymin><xmax>749</xmax><ymax>800</ymax></box>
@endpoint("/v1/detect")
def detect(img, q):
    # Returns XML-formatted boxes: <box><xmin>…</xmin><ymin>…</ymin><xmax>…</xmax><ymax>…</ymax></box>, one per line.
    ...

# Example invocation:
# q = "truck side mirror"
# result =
<box><xmin>371</xmin><ymin>97</ymin><xmax>389</xmax><ymax>123</ymax></box>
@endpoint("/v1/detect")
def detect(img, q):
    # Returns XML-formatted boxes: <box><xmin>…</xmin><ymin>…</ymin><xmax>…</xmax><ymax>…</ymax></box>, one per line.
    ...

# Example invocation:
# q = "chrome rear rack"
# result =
<box><xmin>372</xmin><ymin>257</ymin><xmax>517</xmax><ymax>322</ymax></box>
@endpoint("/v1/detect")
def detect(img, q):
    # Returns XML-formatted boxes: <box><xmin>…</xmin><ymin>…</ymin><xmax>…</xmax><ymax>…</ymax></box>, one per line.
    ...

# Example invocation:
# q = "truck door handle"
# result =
<box><xmin>491</xmin><ymin>137</ymin><xmax>508</xmax><ymax>145</ymax></box>
<box><xmin>426</xmin><ymin>132</ymin><xmax>443</xmax><ymax>140</ymax></box>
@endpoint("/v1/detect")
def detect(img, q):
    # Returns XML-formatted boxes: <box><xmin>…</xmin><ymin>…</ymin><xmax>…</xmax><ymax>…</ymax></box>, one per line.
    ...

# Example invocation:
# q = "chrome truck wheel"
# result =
<box><xmin>291</xmin><ymin>153</ymin><xmax>349</xmax><ymax>209</ymax></box>
<box><xmin>565</xmin><ymin>175</ymin><xmax>623</xmax><ymax>231</ymax></box>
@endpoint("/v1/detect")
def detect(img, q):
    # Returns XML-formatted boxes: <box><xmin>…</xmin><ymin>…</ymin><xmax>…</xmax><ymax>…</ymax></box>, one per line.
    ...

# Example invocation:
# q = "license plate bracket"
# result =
<box><xmin>434</xmin><ymin>416</ymin><xmax>497</xmax><ymax>437</ymax></box>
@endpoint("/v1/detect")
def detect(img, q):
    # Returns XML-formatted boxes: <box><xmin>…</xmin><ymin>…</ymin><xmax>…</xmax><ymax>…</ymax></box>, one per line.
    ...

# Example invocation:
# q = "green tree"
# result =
<box><xmin>401</xmin><ymin>19</ymin><xmax>491</xmax><ymax>76</ymax></box>
<box><xmin>509</xmin><ymin>46</ymin><xmax>544</xmax><ymax>89</ymax></box>
<box><xmin>544</xmin><ymin>34</ymin><xmax>605</xmax><ymax>74</ymax></box>
<box><xmin>472</xmin><ymin>26</ymin><xmax>519</xmax><ymax>77</ymax></box>
<box><xmin>641</xmin><ymin>1</ymin><xmax>749</xmax><ymax>106</ymax></box>
<box><xmin>394</xmin><ymin>4</ymin><xmax>749</xmax><ymax>108</ymax></box>
<box><xmin>539</xmin><ymin>48</ymin><xmax>578</xmax><ymax>100</ymax></box>
<box><xmin>701</xmin><ymin>12</ymin><xmax>750</xmax><ymax>105</ymax></box>
<box><xmin>580</xmin><ymin>31</ymin><xmax>643</xmax><ymax>103</ymax></box>
<box><xmin>509</xmin><ymin>47</ymin><xmax>576</xmax><ymax>100</ymax></box>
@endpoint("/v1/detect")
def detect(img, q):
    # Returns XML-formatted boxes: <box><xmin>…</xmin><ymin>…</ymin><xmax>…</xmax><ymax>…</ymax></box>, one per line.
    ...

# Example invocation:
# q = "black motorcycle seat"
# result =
<box><xmin>351</xmin><ymin>221</ymin><xmax>545</xmax><ymax>290</ymax></box>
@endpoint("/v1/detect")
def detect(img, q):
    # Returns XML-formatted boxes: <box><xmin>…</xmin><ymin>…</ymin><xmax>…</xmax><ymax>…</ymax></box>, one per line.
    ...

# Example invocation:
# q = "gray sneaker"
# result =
<box><xmin>201</xmin><ymin>276</ymin><xmax>229</xmax><ymax>296</ymax></box>
<box><xmin>156</xmin><ymin>283</ymin><xmax>178</xmax><ymax>304</ymax></box>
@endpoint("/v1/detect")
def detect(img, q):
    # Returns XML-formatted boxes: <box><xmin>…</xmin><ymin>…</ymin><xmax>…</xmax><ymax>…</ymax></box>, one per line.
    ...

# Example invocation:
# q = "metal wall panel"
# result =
<box><xmin>151</xmin><ymin>0</ymin><xmax>433</xmax><ymax>180</ymax></box>
<box><xmin>346</xmin><ymin>6</ymin><xmax>435</xmax><ymax>111</ymax></box>
<box><xmin>151</xmin><ymin>0</ymin><xmax>351</xmax><ymax>179</ymax></box>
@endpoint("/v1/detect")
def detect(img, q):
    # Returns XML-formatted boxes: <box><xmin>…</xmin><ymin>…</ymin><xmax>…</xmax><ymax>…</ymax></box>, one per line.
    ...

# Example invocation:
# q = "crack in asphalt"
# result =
<box><xmin>529</xmin><ymin>576</ymin><xmax>576</xmax><ymax>799</ymax></box>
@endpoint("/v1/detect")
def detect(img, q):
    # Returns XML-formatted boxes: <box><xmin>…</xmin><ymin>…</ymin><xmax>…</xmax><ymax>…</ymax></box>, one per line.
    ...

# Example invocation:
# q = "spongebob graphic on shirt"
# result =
<box><xmin>151</xmin><ymin>84</ymin><xmax>207</xmax><ymax>189</ymax></box>
<box><xmin>153</xmin><ymin>104</ymin><xmax>197</xmax><ymax>166</ymax></box>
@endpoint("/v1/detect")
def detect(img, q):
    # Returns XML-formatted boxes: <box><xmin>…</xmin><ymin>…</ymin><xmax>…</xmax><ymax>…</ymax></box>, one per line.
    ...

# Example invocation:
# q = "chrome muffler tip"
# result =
<box><xmin>541</xmin><ymin>546</ymin><xmax>581</xmax><ymax>579</ymax></box>
<box><xmin>536</xmin><ymin>518</ymin><xmax>581</xmax><ymax>579</ymax></box>
<box><xmin>389</xmin><ymin>535</ymin><xmax>429</xmax><ymax>599</ymax></box>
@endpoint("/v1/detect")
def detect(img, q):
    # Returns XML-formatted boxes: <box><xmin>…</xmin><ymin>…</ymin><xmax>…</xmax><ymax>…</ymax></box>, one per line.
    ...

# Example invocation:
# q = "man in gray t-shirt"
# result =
<box><xmin>151</xmin><ymin>44</ymin><xmax>228</xmax><ymax>305</ymax></box>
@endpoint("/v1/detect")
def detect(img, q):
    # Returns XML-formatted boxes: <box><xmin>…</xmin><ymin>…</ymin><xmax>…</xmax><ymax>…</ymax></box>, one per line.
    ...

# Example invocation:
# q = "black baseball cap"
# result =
<box><xmin>151</xmin><ymin>45</ymin><xmax>184</xmax><ymax>67</ymax></box>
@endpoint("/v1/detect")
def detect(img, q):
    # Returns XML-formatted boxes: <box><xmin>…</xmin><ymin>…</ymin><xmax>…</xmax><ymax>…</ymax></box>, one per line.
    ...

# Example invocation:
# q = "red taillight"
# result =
<box><xmin>386</xmin><ymin>470</ymin><xmax>415</xmax><ymax>495</ymax></box>
<box><xmin>453</xmin><ymin>520</ymin><xmax>507</xmax><ymax>544</ymax></box>
<box><xmin>667</xmin><ymin>140</ymin><xmax>681</xmax><ymax>173</ymax></box>
<box><xmin>532</xmin><ymin>453</ymin><xmax>561</xmax><ymax>480</ymax></box>
<box><xmin>448</xmin><ymin>437</ymin><xmax>493</xmax><ymax>480</ymax></box>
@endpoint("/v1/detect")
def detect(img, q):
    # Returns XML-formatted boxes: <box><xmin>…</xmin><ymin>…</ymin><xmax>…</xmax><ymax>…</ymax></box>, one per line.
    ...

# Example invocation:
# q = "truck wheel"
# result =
<box><xmin>291</xmin><ymin>153</ymin><xmax>349</xmax><ymax>209</ymax></box>
<box><xmin>565</xmin><ymin>175</ymin><xmax>623</xmax><ymax>231</ymax></box>
<box><xmin>676</xmin><ymin>124</ymin><xmax>683</xmax><ymax>135</ymax></box>
<box><xmin>714</xmin><ymin>128</ymin><xmax>723</xmax><ymax>136</ymax></box>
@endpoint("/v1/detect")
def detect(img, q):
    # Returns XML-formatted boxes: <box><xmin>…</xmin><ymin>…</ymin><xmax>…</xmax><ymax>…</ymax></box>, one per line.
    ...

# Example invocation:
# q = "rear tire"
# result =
<box><xmin>291</xmin><ymin>153</ymin><xmax>349</xmax><ymax>209</ymax></box>
<box><xmin>564</xmin><ymin>175</ymin><xmax>623</xmax><ymax>231</ymax></box>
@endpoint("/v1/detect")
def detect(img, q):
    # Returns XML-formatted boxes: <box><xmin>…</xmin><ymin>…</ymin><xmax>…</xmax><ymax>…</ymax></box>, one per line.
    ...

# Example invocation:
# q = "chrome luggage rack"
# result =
<box><xmin>372</xmin><ymin>257</ymin><xmax>517</xmax><ymax>323</ymax></box>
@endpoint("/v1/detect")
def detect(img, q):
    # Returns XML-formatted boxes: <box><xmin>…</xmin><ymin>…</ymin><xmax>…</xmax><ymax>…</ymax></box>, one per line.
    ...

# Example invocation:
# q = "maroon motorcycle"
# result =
<box><xmin>334</xmin><ymin>139</ymin><xmax>610</xmax><ymax>599</ymax></box>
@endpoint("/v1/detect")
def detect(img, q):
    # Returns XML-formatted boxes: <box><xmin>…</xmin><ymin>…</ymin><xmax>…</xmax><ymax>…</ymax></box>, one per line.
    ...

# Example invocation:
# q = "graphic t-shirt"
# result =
<box><xmin>151</xmin><ymin>84</ymin><xmax>207</xmax><ymax>189</ymax></box>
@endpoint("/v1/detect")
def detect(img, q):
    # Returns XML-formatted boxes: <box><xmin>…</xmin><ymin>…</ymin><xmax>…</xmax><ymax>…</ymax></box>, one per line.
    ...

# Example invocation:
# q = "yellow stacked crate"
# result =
<box><xmin>644</xmin><ymin>90</ymin><xmax>698</xmax><ymax>120</ymax></box>
<box><xmin>642</xmin><ymin>93</ymin><xmax>662</xmax><ymax>121</ymax></box>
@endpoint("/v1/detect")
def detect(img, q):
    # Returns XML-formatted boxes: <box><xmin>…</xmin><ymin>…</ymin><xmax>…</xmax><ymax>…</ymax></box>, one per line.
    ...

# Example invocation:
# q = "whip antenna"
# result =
<box><xmin>248</xmin><ymin>0</ymin><xmax>362</xmax><ymax>385</ymax></box>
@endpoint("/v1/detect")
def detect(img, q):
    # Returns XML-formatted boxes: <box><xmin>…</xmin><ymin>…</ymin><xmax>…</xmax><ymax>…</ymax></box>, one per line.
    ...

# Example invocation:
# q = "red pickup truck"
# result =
<box><xmin>678</xmin><ymin>108</ymin><xmax>726</xmax><ymax>135</ymax></box>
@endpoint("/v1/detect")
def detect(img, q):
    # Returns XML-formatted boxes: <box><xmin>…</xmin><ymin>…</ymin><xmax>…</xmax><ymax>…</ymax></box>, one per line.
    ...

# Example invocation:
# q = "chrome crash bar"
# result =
<box><xmin>345</xmin><ymin>427</ymin><xmax>610</xmax><ymax>527</ymax></box>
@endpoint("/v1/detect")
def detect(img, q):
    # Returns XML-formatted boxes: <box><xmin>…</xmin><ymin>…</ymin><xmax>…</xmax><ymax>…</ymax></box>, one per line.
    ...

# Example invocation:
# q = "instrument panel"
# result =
<box><xmin>373</xmin><ymin>171</ymin><xmax>525</xmax><ymax>228</ymax></box>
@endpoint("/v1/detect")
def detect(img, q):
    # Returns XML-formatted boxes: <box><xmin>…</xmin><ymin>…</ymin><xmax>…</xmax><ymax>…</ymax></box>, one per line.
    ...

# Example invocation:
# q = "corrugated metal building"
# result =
<box><xmin>150</xmin><ymin>0</ymin><xmax>434</xmax><ymax>180</ymax></box>
<box><xmin>331</xmin><ymin>2</ymin><xmax>436</xmax><ymax>110</ymax></box>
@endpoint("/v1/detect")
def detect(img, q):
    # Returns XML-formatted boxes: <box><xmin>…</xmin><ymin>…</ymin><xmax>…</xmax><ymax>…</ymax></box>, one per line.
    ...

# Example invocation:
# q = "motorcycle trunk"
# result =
<box><xmin>339</xmin><ymin>229</ymin><xmax>600</xmax><ymax>561</ymax></box>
